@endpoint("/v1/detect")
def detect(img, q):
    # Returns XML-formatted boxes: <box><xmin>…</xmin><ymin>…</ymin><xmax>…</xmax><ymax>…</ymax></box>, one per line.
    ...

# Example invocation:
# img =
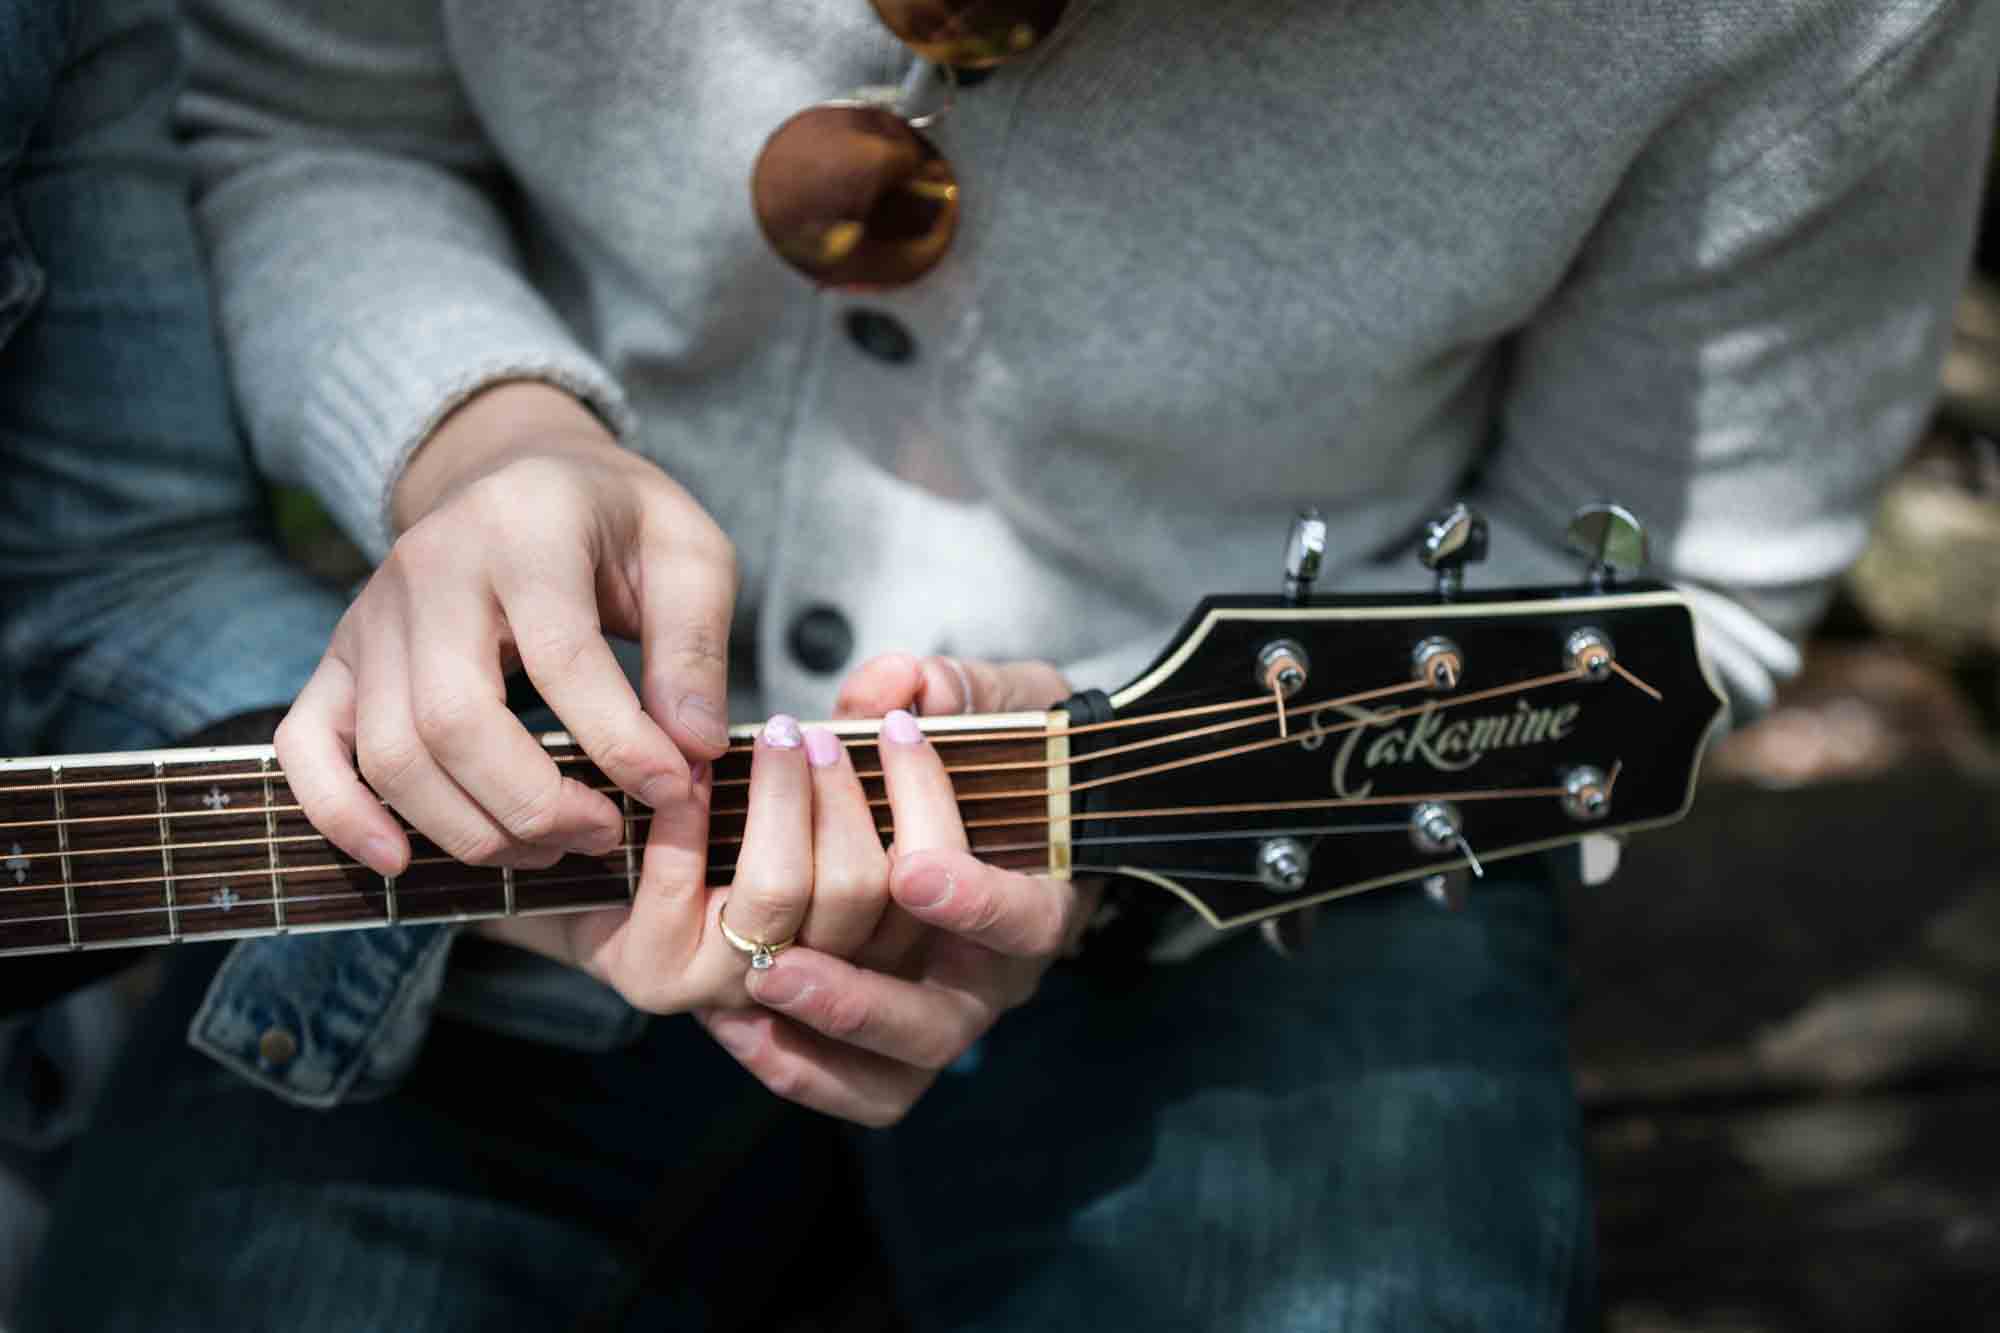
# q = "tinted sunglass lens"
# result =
<box><xmin>751</xmin><ymin>105</ymin><xmax>960</xmax><ymax>289</ymax></box>
<box><xmin>870</xmin><ymin>0</ymin><xmax>1071</xmax><ymax>69</ymax></box>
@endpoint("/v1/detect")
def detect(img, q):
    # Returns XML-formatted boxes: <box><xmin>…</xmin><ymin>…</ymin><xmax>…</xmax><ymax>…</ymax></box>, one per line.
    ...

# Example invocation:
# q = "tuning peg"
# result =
<box><xmin>1566</xmin><ymin>502</ymin><xmax>1648</xmax><ymax>589</ymax></box>
<box><xmin>1418</xmin><ymin>502</ymin><xmax>1487</xmax><ymax>599</ymax></box>
<box><xmin>1282</xmin><ymin>509</ymin><xmax>1327</xmax><ymax>605</ymax></box>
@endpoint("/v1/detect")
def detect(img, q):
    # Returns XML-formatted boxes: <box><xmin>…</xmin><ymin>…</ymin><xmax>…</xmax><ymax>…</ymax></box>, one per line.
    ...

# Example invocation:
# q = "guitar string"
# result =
<box><xmin>0</xmin><ymin>649</ymin><xmax>1662</xmax><ymax>806</ymax></box>
<box><xmin>0</xmin><ymin>688</ymin><xmax>1300</xmax><ymax>799</ymax></box>
<box><xmin>2</xmin><ymin>783</ymin><xmax>1581</xmax><ymax>904</ymax></box>
<box><xmin>0</xmin><ymin>809</ymin><xmax>1536</xmax><ymax>931</ymax></box>
<box><xmin>0</xmin><ymin>692</ymin><xmax>1336</xmax><ymax>834</ymax></box>
<box><xmin>0</xmin><ymin>660</ymin><xmax>1652</xmax><ymax>844</ymax></box>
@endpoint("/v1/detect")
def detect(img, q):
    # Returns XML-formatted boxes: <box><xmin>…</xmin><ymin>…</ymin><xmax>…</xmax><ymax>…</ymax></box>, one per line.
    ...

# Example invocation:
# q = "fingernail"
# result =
<box><xmin>676</xmin><ymin>694</ymin><xmax>729</xmax><ymax>749</ymax></box>
<box><xmin>364</xmin><ymin>835</ymin><xmax>403</xmax><ymax>873</ymax></box>
<box><xmin>881</xmin><ymin>708</ymin><xmax>924</xmax><ymax>746</ymax></box>
<box><xmin>803</xmin><ymin>727</ymin><xmax>842</xmax><ymax>767</ymax></box>
<box><xmin>689</xmin><ymin>760</ymin><xmax>710</xmax><ymax>787</ymax></box>
<box><xmin>748</xmin><ymin>961</ymin><xmax>812</xmax><ymax>1008</ymax></box>
<box><xmin>583</xmin><ymin>823</ymin><xmax>621</xmax><ymax>856</ymax></box>
<box><xmin>900</xmin><ymin>864</ymin><xmax>956</xmax><ymax>910</ymax></box>
<box><xmin>762</xmin><ymin>713</ymin><xmax>803</xmax><ymax>749</ymax></box>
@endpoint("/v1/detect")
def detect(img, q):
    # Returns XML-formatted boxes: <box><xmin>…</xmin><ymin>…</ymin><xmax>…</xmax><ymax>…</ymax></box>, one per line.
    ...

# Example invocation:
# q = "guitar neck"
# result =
<box><xmin>0</xmin><ymin>713</ymin><xmax>1064</xmax><ymax>958</ymax></box>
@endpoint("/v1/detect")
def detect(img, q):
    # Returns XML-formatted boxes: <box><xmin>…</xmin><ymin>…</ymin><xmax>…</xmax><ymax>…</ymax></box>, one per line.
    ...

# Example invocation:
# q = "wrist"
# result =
<box><xmin>392</xmin><ymin>379</ymin><xmax>623</xmax><ymax>532</ymax></box>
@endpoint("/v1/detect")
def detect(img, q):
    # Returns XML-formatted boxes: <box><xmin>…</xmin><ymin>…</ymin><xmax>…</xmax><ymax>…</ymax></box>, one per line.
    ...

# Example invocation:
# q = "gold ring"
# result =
<box><xmin>718</xmin><ymin>909</ymin><xmax>796</xmax><ymax>972</ymax></box>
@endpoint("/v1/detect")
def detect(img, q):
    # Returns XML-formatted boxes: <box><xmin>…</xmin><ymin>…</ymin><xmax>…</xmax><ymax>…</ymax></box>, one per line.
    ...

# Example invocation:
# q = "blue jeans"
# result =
<box><xmin>19</xmin><ymin>861</ymin><xmax>1594</xmax><ymax>1331</ymax></box>
<box><xmin>0</xmin><ymin>0</ymin><xmax>345</xmax><ymax>759</ymax></box>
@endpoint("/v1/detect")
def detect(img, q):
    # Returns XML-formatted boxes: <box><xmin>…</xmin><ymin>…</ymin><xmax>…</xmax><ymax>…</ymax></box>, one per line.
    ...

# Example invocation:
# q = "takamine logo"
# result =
<box><xmin>1302</xmin><ymin>698</ymin><xmax>1582</xmax><ymax>799</ymax></box>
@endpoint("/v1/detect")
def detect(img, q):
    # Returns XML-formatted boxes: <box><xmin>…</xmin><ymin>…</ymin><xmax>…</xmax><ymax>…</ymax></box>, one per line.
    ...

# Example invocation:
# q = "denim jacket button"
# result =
<box><xmin>257</xmin><ymin>1027</ymin><xmax>299</xmax><ymax>1067</ymax></box>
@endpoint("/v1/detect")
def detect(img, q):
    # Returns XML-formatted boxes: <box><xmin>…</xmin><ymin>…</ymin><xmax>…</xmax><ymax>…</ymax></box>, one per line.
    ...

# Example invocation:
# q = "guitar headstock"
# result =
<box><xmin>1065</xmin><ymin>506</ymin><xmax>1726</xmax><ymax>929</ymax></box>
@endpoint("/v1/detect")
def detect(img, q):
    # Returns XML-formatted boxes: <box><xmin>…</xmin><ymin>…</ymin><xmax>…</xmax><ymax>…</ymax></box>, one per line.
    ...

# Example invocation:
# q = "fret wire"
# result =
<box><xmin>154</xmin><ymin>760</ymin><xmax>178</xmax><ymax>942</ymax></box>
<box><xmin>502</xmin><ymin>864</ymin><xmax>516</xmax><ymax>918</ymax></box>
<box><xmin>262</xmin><ymin>754</ymin><xmax>287</xmax><ymax>933</ymax></box>
<box><xmin>620</xmin><ymin>789</ymin><xmax>637</xmax><ymax>901</ymax></box>
<box><xmin>385</xmin><ymin>870</ymin><xmax>399</xmax><ymax>926</ymax></box>
<box><xmin>53</xmin><ymin>763</ymin><xmax>77</xmax><ymax>950</ymax></box>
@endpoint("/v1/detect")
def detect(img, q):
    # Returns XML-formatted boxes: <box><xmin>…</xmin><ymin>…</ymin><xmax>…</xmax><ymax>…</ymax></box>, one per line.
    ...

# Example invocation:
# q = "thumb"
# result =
<box><xmin>913</xmin><ymin>656</ymin><xmax>1070</xmax><ymax>716</ymax></box>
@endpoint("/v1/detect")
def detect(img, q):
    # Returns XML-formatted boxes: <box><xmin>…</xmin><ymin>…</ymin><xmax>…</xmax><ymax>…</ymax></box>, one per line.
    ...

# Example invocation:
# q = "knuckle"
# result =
<box><xmin>495</xmin><ymin>780</ymin><xmax>564</xmax><ymax>844</ymax></box>
<box><xmin>444</xmin><ymin>828</ymin><xmax>510</xmax><ymax>867</ymax></box>
<box><xmin>816</xmin><ymin>863</ymin><xmax>888</xmax><ymax>910</ymax></box>
<box><xmin>410</xmin><ymin>689</ymin><xmax>480</xmax><ymax>751</ymax></box>
<box><xmin>820</xmin><ymin>989</ymin><xmax>874</xmax><ymax>1042</ymax></box>
<box><xmin>964</xmin><ymin>881</ymin><xmax>1009</xmax><ymax>939</ymax></box>
<box><xmin>590</xmin><ymin>733</ymin><xmax>665</xmax><ymax>788</ymax></box>
<box><xmin>356</xmin><ymin>735</ymin><xmax>424</xmax><ymax>797</ymax></box>
<box><xmin>760</xmin><ymin>1057</ymin><xmax>810</xmax><ymax>1105</ymax></box>
<box><xmin>387</xmin><ymin>520</ymin><xmax>462</xmax><ymax>576</ymax></box>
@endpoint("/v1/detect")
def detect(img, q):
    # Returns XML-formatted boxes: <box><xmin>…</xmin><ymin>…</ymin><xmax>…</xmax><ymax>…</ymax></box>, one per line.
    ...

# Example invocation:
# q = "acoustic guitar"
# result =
<box><xmin>0</xmin><ymin>504</ymin><xmax>1726</xmax><ymax>960</ymax></box>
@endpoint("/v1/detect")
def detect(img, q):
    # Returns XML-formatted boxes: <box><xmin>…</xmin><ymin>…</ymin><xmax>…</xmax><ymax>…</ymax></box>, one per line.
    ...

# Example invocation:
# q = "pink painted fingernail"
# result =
<box><xmin>882</xmin><ymin>709</ymin><xmax>924</xmax><ymax>746</ymax></box>
<box><xmin>762</xmin><ymin>714</ymin><xmax>803</xmax><ymax>748</ymax></box>
<box><xmin>803</xmin><ymin>727</ymin><xmax>842</xmax><ymax>767</ymax></box>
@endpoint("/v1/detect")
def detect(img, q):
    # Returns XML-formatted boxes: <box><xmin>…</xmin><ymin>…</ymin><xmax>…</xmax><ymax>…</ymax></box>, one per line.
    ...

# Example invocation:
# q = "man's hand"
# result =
<box><xmin>276</xmin><ymin>381</ymin><xmax>737</xmax><ymax>877</ymax></box>
<box><xmin>698</xmin><ymin>654</ymin><xmax>1096</xmax><ymax>1127</ymax></box>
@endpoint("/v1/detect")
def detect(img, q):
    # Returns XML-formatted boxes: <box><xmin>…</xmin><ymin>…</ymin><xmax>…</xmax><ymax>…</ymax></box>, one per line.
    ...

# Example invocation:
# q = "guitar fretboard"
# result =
<box><xmin>0</xmin><ymin>719</ymin><xmax>1060</xmax><ymax>958</ymax></box>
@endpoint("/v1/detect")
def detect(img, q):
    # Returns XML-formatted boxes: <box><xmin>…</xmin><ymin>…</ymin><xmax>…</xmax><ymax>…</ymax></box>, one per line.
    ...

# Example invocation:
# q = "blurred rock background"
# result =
<box><xmin>1574</xmin><ymin>238</ymin><xmax>2000</xmax><ymax>1326</ymax></box>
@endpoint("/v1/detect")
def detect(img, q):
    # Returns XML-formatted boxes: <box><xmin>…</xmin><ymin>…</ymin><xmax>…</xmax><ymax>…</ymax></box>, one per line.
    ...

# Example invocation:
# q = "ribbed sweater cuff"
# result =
<box><xmin>297</xmin><ymin>308</ymin><xmax>635</xmax><ymax>562</ymax></box>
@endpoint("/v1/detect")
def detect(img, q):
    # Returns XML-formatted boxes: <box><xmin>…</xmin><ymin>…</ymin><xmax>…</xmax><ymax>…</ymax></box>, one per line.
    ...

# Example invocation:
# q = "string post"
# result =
<box><xmin>1256</xmin><ymin>837</ymin><xmax>1311</xmax><ymax>894</ymax></box>
<box><xmin>1258</xmin><ymin>639</ymin><xmax>1309</xmax><ymax>739</ymax></box>
<box><xmin>1562</xmin><ymin>766</ymin><xmax>1611</xmax><ymax>822</ymax></box>
<box><xmin>1411</xmin><ymin>636</ymin><xmax>1463</xmax><ymax>692</ymax></box>
<box><xmin>1409</xmin><ymin>801</ymin><xmax>1473</xmax><ymax>866</ymax></box>
<box><xmin>1565</xmin><ymin>627</ymin><xmax>1615</xmax><ymax>681</ymax></box>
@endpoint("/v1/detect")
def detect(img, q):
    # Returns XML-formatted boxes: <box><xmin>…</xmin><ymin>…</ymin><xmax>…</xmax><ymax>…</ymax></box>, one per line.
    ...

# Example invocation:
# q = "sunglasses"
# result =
<box><xmin>750</xmin><ymin>1</ymin><xmax>1072</xmax><ymax>289</ymax></box>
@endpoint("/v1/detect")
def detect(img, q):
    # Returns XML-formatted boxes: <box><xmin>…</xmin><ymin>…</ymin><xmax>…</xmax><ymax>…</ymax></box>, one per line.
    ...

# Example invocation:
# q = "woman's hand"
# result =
<box><xmin>477</xmin><ymin>713</ymin><xmax>822</xmax><ymax>1015</ymax></box>
<box><xmin>277</xmin><ymin>381</ymin><xmax>738</xmax><ymax>879</ymax></box>
<box><xmin>698</xmin><ymin>654</ymin><xmax>1097</xmax><ymax>1127</ymax></box>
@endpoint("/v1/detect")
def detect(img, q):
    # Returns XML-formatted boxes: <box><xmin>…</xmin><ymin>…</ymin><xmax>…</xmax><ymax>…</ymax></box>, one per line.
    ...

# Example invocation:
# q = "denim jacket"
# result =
<box><xmin>189</xmin><ymin>928</ymin><xmax>647</xmax><ymax>1108</ymax></box>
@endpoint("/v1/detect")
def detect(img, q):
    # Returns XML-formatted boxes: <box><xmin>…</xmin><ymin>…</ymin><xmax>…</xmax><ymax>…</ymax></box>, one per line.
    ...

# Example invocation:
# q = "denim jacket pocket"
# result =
<box><xmin>0</xmin><ymin>193</ymin><xmax>46</xmax><ymax>353</ymax></box>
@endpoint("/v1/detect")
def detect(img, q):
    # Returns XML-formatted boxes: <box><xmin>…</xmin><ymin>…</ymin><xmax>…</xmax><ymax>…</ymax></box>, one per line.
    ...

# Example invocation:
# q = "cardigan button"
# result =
<box><xmin>845</xmin><ymin>308</ymin><xmax>916</xmax><ymax>364</ymax></box>
<box><xmin>788</xmin><ymin>605</ymin><xmax>854</xmax><ymax>675</ymax></box>
<box><xmin>258</xmin><ymin>1027</ymin><xmax>298</xmax><ymax>1067</ymax></box>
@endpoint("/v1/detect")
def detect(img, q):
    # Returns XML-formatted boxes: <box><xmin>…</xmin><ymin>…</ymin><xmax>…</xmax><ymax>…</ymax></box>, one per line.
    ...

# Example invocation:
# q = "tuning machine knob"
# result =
<box><xmin>1566</xmin><ymin>503</ymin><xmax>1648</xmax><ymax>590</ymax></box>
<box><xmin>1281</xmin><ymin>509</ymin><xmax>1327</xmax><ymax>605</ymax></box>
<box><xmin>1418</xmin><ymin>502</ymin><xmax>1487</xmax><ymax>599</ymax></box>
